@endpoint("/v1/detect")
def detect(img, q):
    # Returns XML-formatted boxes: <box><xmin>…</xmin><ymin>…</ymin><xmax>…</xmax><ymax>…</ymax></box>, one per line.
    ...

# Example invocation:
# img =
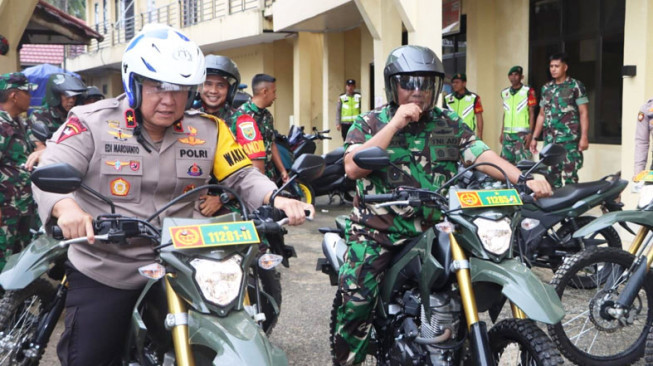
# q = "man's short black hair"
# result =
<box><xmin>0</xmin><ymin>89</ymin><xmax>15</xmax><ymax>103</ymax></box>
<box><xmin>252</xmin><ymin>74</ymin><xmax>276</xmax><ymax>95</ymax></box>
<box><xmin>549</xmin><ymin>52</ymin><xmax>568</xmax><ymax>64</ymax></box>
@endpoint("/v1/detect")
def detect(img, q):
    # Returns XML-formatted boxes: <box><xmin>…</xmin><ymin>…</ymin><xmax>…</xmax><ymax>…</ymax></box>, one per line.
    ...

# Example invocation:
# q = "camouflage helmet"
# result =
<box><xmin>43</xmin><ymin>73</ymin><xmax>87</xmax><ymax>108</ymax></box>
<box><xmin>383</xmin><ymin>45</ymin><xmax>445</xmax><ymax>109</ymax></box>
<box><xmin>204</xmin><ymin>55</ymin><xmax>241</xmax><ymax>105</ymax></box>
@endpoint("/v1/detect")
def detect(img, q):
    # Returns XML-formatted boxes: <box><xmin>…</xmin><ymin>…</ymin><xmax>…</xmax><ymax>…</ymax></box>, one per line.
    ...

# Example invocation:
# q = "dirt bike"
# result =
<box><xmin>317</xmin><ymin>145</ymin><xmax>565</xmax><ymax>365</ymax></box>
<box><xmin>546</xmin><ymin>169</ymin><xmax>653</xmax><ymax>365</ymax></box>
<box><xmin>0</xmin><ymin>154</ymin><xmax>324</xmax><ymax>365</ymax></box>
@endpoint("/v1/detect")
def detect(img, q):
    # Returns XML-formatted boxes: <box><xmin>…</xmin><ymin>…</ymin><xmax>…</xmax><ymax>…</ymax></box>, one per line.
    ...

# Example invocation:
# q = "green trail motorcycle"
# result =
<box><xmin>548</xmin><ymin>170</ymin><xmax>653</xmax><ymax>366</ymax></box>
<box><xmin>0</xmin><ymin>154</ymin><xmax>324</xmax><ymax>366</ymax></box>
<box><xmin>317</xmin><ymin>146</ymin><xmax>565</xmax><ymax>365</ymax></box>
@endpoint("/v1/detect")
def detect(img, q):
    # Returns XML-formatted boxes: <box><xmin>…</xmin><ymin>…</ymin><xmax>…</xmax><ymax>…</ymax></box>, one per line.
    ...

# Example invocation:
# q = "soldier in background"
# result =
<box><xmin>81</xmin><ymin>86</ymin><xmax>105</xmax><ymax>105</ymax></box>
<box><xmin>444</xmin><ymin>73</ymin><xmax>484</xmax><ymax>138</ymax></box>
<box><xmin>634</xmin><ymin>98</ymin><xmax>653</xmax><ymax>178</ymax></box>
<box><xmin>530</xmin><ymin>52</ymin><xmax>589</xmax><ymax>187</ymax></box>
<box><xmin>499</xmin><ymin>65</ymin><xmax>536</xmax><ymax>163</ymax></box>
<box><xmin>336</xmin><ymin>79</ymin><xmax>361</xmax><ymax>140</ymax></box>
<box><xmin>0</xmin><ymin>72</ymin><xmax>38</xmax><ymax>269</ymax></box>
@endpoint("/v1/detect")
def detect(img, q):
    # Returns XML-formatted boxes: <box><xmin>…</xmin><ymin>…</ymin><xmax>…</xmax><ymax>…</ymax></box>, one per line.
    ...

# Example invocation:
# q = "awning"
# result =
<box><xmin>21</xmin><ymin>0</ymin><xmax>104</xmax><ymax>45</ymax></box>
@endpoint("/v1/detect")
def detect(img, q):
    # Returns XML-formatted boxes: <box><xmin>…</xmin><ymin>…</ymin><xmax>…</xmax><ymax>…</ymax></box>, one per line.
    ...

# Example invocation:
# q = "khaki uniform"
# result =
<box><xmin>33</xmin><ymin>94</ymin><xmax>276</xmax><ymax>290</ymax></box>
<box><xmin>634</xmin><ymin>98</ymin><xmax>653</xmax><ymax>174</ymax></box>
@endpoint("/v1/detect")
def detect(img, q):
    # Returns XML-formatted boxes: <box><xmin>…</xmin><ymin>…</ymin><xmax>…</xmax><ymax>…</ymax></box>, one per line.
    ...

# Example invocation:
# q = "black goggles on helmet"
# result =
<box><xmin>393</xmin><ymin>74</ymin><xmax>437</xmax><ymax>91</ymax></box>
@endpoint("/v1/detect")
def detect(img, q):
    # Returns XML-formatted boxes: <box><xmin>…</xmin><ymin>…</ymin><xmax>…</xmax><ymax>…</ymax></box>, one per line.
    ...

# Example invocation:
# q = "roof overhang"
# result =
<box><xmin>273</xmin><ymin>0</ymin><xmax>362</xmax><ymax>33</ymax></box>
<box><xmin>21</xmin><ymin>1</ymin><xmax>104</xmax><ymax>45</ymax></box>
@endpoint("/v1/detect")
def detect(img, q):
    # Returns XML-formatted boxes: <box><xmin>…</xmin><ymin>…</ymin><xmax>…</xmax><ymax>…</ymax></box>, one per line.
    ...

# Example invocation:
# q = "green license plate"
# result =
<box><xmin>169</xmin><ymin>221</ymin><xmax>259</xmax><ymax>249</ymax></box>
<box><xmin>456</xmin><ymin>189</ymin><xmax>523</xmax><ymax>208</ymax></box>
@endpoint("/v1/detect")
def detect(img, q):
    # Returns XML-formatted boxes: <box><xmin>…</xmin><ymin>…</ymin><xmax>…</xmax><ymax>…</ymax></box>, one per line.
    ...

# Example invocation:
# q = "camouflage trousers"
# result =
<box><xmin>544</xmin><ymin>139</ymin><xmax>583</xmax><ymax>188</ymax></box>
<box><xmin>501</xmin><ymin>132</ymin><xmax>533</xmax><ymax>164</ymax></box>
<box><xmin>334</xmin><ymin>236</ymin><xmax>396</xmax><ymax>365</ymax></box>
<box><xmin>0</xmin><ymin>214</ymin><xmax>32</xmax><ymax>270</ymax></box>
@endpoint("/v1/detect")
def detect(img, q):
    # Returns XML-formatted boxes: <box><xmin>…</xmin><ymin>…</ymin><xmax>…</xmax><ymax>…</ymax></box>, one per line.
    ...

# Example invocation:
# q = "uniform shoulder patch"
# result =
<box><xmin>639</xmin><ymin>112</ymin><xmax>645</xmax><ymax>122</ymax></box>
<box><xmin>57</xmin><ymin>116</ymin><xmax>87</xmax><ymax>143</ymax></box>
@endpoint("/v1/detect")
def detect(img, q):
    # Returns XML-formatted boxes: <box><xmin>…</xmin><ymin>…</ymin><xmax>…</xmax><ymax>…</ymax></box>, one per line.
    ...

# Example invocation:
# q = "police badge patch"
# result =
<box><xmin>238</xmin><ymin>121</ymin><xmax>257</xmax><ymax>141</ymax></box>
<box><xmin>57</xmin><ymin>117</ymin><xmax>87</xmax><ymax>143</ymax></box>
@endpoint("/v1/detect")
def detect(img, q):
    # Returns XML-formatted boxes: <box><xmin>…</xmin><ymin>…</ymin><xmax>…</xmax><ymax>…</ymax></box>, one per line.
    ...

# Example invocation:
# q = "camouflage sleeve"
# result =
<box><xmin>343</xmin><ymin>113</ymin><xmax>371</xmax><ymax>151</ymax></box>
<box><xmin>634</xmin><ymin>102</ymin><xmax>652</xmax><ymax>174</ymax></box>
<box><xmin>539</xmin><ymin>85</ymin><xmax>547</xmax><ymax>108</ymax></box>
<box><xmin>27</xmin><ymin>112</ymin><xmax>40</xmax><ymax>144</ymax></box>
<box><xmin>444</xmin><ymin>110</ymin><xmax>490</xmax><ymax>163</ymax></box>
<box><xmin>0</xmin><ymin>122</ymin><xmax>10</xmax><ymax>161</ymax></box>
<box><xmin>574</xmin><ymin>79</ymin><xmax>589</xmax><ymax>105</ymax></box>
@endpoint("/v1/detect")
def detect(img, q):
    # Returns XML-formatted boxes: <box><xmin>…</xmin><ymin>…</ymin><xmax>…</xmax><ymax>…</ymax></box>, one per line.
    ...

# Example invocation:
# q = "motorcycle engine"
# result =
<box><xmin>420</xmin><ymin>292</ymin><xmax>461</xmax><ymax>341</ymax></box>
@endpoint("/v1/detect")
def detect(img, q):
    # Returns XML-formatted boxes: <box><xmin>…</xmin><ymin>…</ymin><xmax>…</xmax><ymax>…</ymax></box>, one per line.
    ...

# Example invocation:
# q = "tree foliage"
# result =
<box><xmin>45</xmin><ymin>0</ymin><xmax>86</xmax><ymax>20</ymax></box>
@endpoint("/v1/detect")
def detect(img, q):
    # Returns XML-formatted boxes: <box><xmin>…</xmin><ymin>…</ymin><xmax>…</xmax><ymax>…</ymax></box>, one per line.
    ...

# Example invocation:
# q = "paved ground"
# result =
<box><xmin>36</xmin><ymin>197</ymin><xmax>649</xmax><ymax>365</ymax></box>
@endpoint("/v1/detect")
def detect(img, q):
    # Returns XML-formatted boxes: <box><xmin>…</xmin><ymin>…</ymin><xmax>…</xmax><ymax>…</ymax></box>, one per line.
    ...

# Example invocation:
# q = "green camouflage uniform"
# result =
<box><xmin>200</xmin><ymin>104</ymin><xmax>237</xmax><ymax>127</ymax></box>
<box><xmin>540</xmin><ymin>77</ymin><xmax>588</xmax><ymax>187</ymax></box>
<box><xmin>28</xmin><ymin>106</ymin><xmax>66</xmax><ymax>145</ymax></box>
<box><xmin>334</xmin><ymin>104</ymin><xmax>489</xmax><ymax>365</ymax></box>
<box><xmin>230</xmin><ymin>100</ymin><xmax>277</xmax><ymax>180</ymax></box>
<box><xmin>501</xmin><ymin>132</ymin><xmax>532</xmax><ymax>163</ymax></box>
<box><xmin>0</xmin><ymin>109</ymin><xmax>34</xmax><ymax>269</ymax></box>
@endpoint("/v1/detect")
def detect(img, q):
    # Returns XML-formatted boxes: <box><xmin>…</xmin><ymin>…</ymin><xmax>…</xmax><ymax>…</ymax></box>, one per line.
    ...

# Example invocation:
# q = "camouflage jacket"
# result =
<box><xmin>540</xmin><ymin>77</ymin><xmax>588</xmax><ymax>143</ymax></box>
<box><xmin>230</xmin><ymin>100</ymin><xmax>276</xmax><ymax>179</ymax></box>
<box><xmin>199</xmin><ymin>104</ymin><xmax>237</xmax><ymax>127</ymax></box>
<box><xmin>344</xmin><ymin>104</ymin><xmax>489</xmax><ymax>247</ymax></box>
<box><xmin>0</xmin><ymin>110</ymin><xmax>33</xmax><ymax>214</ymax></box>
<box><xmin>28</xmin><ymin>106</ymin><xmax>66</xmax><ymax>144</ymax></box>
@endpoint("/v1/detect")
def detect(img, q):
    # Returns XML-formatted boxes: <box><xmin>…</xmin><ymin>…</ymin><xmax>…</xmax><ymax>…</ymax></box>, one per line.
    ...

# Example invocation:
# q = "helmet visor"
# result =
<box><xmin>141</xmin><ymin>78</ymin><xmax>195</xmax><ymax>96</ymax></box>
<box><xmin>389</xmin><ymin>73</ymin><xmax>442</xmax><ymax>111</ymax></box>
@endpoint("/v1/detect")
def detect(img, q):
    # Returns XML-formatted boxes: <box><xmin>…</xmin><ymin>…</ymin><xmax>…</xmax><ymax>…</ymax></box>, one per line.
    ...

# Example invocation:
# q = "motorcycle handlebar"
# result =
<box><xmin>363</xmin><ymin>193</ymin><xmax>397</xmax><ymax>203</ymax></box>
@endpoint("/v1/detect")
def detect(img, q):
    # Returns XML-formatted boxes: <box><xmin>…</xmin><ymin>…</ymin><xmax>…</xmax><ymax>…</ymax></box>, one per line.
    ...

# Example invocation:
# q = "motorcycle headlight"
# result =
<box><xmin>474</xmin><ymin>217</ymin><xmax>512</xmax><ymax>256</ymax></box>
<box><xmin>191</xmin><ymin>256</ymin><xmax>243</xmax><ymax>306</ymax></box>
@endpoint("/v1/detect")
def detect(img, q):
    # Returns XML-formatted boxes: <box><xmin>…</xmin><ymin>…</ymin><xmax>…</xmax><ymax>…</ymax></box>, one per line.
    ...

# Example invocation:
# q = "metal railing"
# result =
<box><xmin>70</xmin><ymin>0</ymin><xmax>273</xmax><ymax>59</ymax></box>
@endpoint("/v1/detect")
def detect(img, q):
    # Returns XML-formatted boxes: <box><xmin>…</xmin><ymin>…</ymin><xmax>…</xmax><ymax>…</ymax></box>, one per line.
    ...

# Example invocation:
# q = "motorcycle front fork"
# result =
<box><xmin>33</xmin><ymin>276</ymin><xmax>68</xmax><ymax>351</ymax></box>
<box><xmin>614</xmin><ymin>227</ymin><xmax>653</xmax><ymax>311</ymax></box>
<box><xmin>165</xmin><ymin>274</ymin><xmax>195</xmax><ymax>366</ymax></box>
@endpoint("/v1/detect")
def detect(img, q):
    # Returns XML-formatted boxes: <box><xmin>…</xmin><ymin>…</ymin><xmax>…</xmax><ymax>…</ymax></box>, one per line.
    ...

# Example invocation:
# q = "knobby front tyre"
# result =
<box><xmin>488</xmin><ymin>318</ymin><xmax>564</xmax><ymax>366</ymax></box>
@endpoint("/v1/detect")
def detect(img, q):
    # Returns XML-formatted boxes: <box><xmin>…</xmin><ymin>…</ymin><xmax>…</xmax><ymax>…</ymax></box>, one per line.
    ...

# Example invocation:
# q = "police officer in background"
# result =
<box><xmin>32</xmin><ymin>24</ymin><xmax>313</xmax><ymax>366</ymax></box>
<box><xmin>24</xmin><ymin>73</ymin><xmax>87</xmax><ymax>170</ymax></box>
<box><xmin>499</xmin><ymin>66</ymin><xmax>537</xmax><ymax>163</ymax></box>
<box><xmin>444</xmin><ymin>73</ymin><xmax>484</xmax><ymax>138</ymax></box>
<box><xmin>634</xmin><ymin>97</ymin><xmax>653</xmax><ymax>178</ymax></box>
<box><xmin>336</xmin><ymin>79</ymin><xmax>362</xmax><ymax>140</ymax></box>
<box><xmin>334</xmin><ymin>45</ymin><xmax>551</xmax><ymax>366</ymax></box>
<box><xmin>0</xmin><ymin>72</ymin><xmax>37</xmax><ymax>269</ymax></box>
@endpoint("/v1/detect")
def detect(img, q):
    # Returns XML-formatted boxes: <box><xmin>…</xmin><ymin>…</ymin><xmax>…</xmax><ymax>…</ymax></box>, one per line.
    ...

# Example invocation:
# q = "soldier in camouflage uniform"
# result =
<box><xmin>530</xmin><ymin>53</ymin><xmax>589</xmax><ymax>187</ymax></box>
<box><xmin>25</xmin><ymin>73</ymin><xmax>86</xmax><ymax>170</ymax></box>
<box><xmin>230</xmin><ymin>73</ymin><xmax>288</xmax><ymax>183</ymax></box>
<box><xmin>0</xmin><ymin>72</ymin><xmax>38</xmax><ymax>269</ymax></box>
<box><xmin>500</xmin><ymin>65</ymin><xmax>537</xmax><ymax>164</ymax></box>
<box><xmin>333</xmin><ymin>46</ymin><xmax>552</xmax><ymax>366</ymax></box>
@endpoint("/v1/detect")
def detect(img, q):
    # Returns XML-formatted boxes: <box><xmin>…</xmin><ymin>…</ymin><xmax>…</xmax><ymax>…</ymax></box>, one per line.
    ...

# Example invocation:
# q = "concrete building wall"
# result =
<box><xmin>0</xmin><ymin>0</ymin><xmax>39</xmax><ymax>73</ymax></box>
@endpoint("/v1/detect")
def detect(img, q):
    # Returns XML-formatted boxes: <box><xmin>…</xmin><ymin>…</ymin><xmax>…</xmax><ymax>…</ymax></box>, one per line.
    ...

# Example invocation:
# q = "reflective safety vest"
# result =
<box><xmin>501</xmin><ymin>86</ymin><xmax>531</xmax><ymax>133</ymax></box>
<box><xmin>445</xmin><ymin>92</ymin><xmax>477</xmax><ymax>131</ymax></box>
<box><xmin>340</xmin><ymin>93</ymin><xmax>361</xmax><ymax>124</ymax></box>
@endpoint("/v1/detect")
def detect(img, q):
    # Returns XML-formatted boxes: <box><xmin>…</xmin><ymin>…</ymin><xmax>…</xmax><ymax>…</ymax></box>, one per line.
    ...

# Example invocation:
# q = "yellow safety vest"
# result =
<box><xmin>340</xmin><ymin>93</ymin><xmax>361</xmax><ymax>124</ymax></box>
<box><xmin>501</xmin><ymin>86</ymin><xmax>531</xmax><ymax>133</ymax></box>
<box><xmin>445</xmin><ymin>92</ymin><xmax>477</xmax><ymax>131</ymax></box>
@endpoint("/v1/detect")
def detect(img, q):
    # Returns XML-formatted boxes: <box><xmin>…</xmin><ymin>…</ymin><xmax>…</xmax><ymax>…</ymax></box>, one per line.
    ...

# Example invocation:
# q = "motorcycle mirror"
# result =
<box><xmin>30</xmin><ymin>163</ymin><xmax>83</xmax><ymax>194</ymax></box>
<box><xmin>516</xmin><ymin>160</ymin><xmax>536</xmax><ymax>171</ymax></box>
<box><xmin>353</xmin><ymin>146</ymin><xmax>389</xmax><ymax>170</ymax></box>
<box><xmin>539</xmin><ymin>144</ymin><xmax>566</xmax><ymax>166</ymax></box>
<box><xmin>31</xmin><ymin>121</ymin><xmax>52</xmax><ymax>143</ymax></box>
<box><xmin>290</xmin><ymin>154</ymin><xmax>325</xmax><ymax>182</ymax></box>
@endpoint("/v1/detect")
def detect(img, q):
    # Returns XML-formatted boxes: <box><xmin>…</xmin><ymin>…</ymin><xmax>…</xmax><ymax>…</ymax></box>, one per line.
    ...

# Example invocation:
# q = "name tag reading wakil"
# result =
<box><xmin>456</xmin><ymin>189</ymin><xmax>523</xmax><ymax>208</ymax></box>
<box><xmin>169</xmin><ymin>221</ymin><xmax>260</xmax><ymax>249</ymax></box>
<box><xmin>634</xmin><ymin>170</ymin><xmax>653</xmax><ymax>182</ymax></box>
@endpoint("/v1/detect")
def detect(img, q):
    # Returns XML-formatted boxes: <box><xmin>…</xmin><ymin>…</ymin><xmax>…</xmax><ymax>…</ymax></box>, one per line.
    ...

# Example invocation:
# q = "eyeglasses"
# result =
<box><xmin>141</xmin><ymin>78</ymin><xmax>193</xmax><ymax>96</ymax></box>
<box><xmin>394</xmin><ymin>75</ymin><xmax>437</xmax><ymax>91</ymax></box>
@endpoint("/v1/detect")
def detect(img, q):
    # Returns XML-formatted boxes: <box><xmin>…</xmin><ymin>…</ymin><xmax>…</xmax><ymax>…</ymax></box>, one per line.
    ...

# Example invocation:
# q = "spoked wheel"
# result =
<box><xmin>554</xmin><ymin>216</ymin><xmax>622</xmax><ymax>288</ymax></box>
<box><xmin>548</xmin><ymin>247</ymin><xmax>653</xmax><ymax>365</ymax></box>
<box><xmin>329</xmin><ymin>289</ymin><xmax>379</xmax><ymax>366</ymax></box>
<box><xmin>489</xmin><ymin>319</ymin><xmax>563</xmax><ymax>365</ymax></box>
<box><xmin>0</xmin><ymin>279</ymin><xmax>56</xmax><ymax>366</ymax></box>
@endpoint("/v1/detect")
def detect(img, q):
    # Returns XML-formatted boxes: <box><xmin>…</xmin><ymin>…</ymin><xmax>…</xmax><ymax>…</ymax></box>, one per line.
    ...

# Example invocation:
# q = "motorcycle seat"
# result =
<box><xmin>533</xmin><ymin>179</ymin><xmax>611</xmax><ymax>211</ymax></box>
<box><xmin>324</xmin><ymin>147</ymin><xmax>345</xmax><ymax>165</ymax></box>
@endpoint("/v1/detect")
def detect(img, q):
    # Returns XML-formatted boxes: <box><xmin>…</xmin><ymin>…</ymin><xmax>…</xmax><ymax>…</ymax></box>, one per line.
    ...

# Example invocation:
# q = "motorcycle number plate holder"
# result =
<box><xmin>455</xmin><ymin>189</ymin><xmax>522</xmax><ymax>209</ymax></box>
<box><xmin>634</xmin><ymin>170</ymin><xmax>653</xmax><ymax>182</ymax></box>
<box><xmin>168</xmin><ymin>221</ymin><xmax>260</xmax><ymax>249</ymax></box>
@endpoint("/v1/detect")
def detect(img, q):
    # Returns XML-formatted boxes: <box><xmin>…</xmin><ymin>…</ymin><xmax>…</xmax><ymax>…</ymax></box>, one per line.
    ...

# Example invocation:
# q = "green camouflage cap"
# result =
<box><xmin>0</xmin><ymin>72</ymin><xmax>37</xmax><ymax>91</ymax></box>
<box><xmin>451</xmin><ymin>73</ymin><xmax>466</xmax><ymax>81</ymax></box>
<box><xmin>508</xmin><ymin>65</ymin><xmax>523</xmax><ymax>75</ymax></box>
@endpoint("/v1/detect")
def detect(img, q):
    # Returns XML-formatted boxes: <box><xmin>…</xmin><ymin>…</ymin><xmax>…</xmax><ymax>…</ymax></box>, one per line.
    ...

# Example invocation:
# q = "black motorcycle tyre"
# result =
<box><xmin>548</xmin><ymin>247</ymin><xmax>653</xmax><ymax>365</ymax></box>
<box><xmin>0</xmin><ymin>278</ymin><xmax>56</xmax><ymax>366</ymax></box>
<box><xmin>248</xmin><ymin>266</ymin><xmax>282</xmax><ymax>335</ymax></box>
<box><xmin>554</xmin><ymin>215</ymin><xmax>621</xmax><ymax>288</ymax></box>
<box><xmin>487</xmin><ymin>319</ymin><xmax>563</xmax><ymax>365</ymax></box>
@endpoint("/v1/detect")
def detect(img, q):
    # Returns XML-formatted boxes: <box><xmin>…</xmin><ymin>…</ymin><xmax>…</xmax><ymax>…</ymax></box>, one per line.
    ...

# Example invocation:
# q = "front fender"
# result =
<box><xmin>470</xmin><ymin>257</ymin><xmax>564</xmax><ymax>324</ymax></box>
<box><xmin>0</xmin><ymin>234</ymin><xmax>66</xmax><ymax>290</ymax></box>
<box><xmin>573</xmin><ymin>210</ymin><xmax>653</xmax><ymax>238</ymax></box>
<box><xmin>188</xmin><ymin>309</ymin><xmax>288</xmax><ymax>365</ymax></box>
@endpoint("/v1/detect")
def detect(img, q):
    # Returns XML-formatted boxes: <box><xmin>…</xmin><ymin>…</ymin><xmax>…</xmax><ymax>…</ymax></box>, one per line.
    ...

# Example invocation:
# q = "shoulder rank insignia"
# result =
<box><xmin>124</xmin><ymin>109</ymin><xmax>137</xmax><ymax>129</ymax></box>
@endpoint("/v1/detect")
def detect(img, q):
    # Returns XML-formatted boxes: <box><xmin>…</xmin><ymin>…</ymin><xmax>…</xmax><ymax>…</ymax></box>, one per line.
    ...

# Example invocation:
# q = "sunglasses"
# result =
<box><xmin>394</xmin><ymin>75</ymin><xmax>437</xmax><ymax>91</ymax></box>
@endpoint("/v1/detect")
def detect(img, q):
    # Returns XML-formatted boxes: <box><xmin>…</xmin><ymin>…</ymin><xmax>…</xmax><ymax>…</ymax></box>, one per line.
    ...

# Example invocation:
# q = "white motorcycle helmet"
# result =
<box><xmin>121</xmin><ymin>23</ymin><xmax>206</xmax><ymax>110</ymax></box>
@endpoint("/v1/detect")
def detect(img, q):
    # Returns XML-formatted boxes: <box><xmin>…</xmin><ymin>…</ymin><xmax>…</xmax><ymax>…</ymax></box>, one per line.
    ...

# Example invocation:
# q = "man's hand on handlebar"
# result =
<box><xmin>272</xmin><ymin>196</ymin><xmax>314</xmax><ymax>225</ymax></box>
<box><xmin>526</xmin><ymin>179</ymin><xmax>553</xmax><ymax>199</ymax></box>
<box><xmin>52</xmin><ymin>198</ymin><xmax>96</xmax><ymax>243</ymax></box>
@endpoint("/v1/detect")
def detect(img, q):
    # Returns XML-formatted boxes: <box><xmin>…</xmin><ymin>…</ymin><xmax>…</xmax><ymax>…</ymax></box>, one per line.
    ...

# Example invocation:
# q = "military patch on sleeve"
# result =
<box><xmin>57</xmin><ymin>117</ymin><xmax>87</xmax><ymax>143</ymax></box>
<box><xmin>638</xmin><ymin>112</ymin><xmax>645</xmax><ymax>122</ymax></box>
